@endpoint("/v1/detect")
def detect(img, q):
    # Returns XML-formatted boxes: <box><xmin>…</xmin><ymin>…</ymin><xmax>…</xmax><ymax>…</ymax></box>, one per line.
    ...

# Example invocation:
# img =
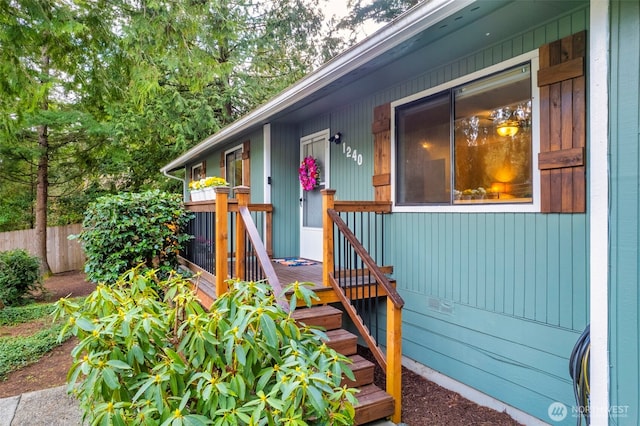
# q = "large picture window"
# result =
<box><xmin>395</xmin><ymin>62</ymin><xmax>533</xmax><ymax>207</ymax></box>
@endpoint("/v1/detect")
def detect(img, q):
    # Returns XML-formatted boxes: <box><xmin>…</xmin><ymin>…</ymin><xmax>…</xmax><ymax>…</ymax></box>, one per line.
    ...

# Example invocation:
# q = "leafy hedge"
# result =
<box><xmin>54</xmin><ymin>268</ymin><xmax>358</xmax><ymax>425</ymax></box>
<box><xmin>0</xmin><ymin>249</ymin><xmax>44</xmax><ymax>306</ymax></box>
<box><xmin>74</xmin><ymin>190</ymin><xmax>193</xmax><ymax>284</ymax></box>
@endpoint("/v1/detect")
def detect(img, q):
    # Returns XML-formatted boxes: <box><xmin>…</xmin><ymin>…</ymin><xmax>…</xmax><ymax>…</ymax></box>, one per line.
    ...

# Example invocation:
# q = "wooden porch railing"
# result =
<box><xmin>184</xmin><ymin>186</ymin><xmax>403</xmax><ymax>422</ymax></box>
<box><xmin>322</xmin><ymin>189</ymin><xmax>404</xmax><ymax>423</ymax></box>
<box><xmin>183</xmin><ymin>186</ymin><xmax>284</xmax><ymax>306</ymax></box>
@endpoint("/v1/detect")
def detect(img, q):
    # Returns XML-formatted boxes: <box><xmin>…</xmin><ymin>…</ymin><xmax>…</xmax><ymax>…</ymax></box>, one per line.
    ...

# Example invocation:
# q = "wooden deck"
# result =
<box><xmin>187</xmin><ymin>257</ymin><xmax>326</xmax><ymax>307</ymax></box>
<box><xmin>186</xmin><ymin>257</ymin><xmax>395</xmax><ymax>308</ymax></box>
<box><xmin>271</xmin><ymin>259</ymin><xmax>323</xmax><ymax>288</ymax></box>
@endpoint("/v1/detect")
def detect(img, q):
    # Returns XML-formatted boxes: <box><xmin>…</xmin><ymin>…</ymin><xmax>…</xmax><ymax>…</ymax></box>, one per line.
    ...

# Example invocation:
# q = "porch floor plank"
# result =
<box><xmin>271</xmin><ymin>259</ymin><xmax>323</xmax><ymax>288</ymax></box>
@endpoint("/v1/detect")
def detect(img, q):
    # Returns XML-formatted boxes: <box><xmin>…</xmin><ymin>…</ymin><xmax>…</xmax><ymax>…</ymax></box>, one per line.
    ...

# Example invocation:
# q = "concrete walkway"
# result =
<box><xmin>0</xmin><ymin>386</ymin><xmax>83</xmax><ymax>426</ymax></box>
<box><xmin>0</xmin><ymin>386</ymin><xmax>395</xmax><ymax>426</ymax></box>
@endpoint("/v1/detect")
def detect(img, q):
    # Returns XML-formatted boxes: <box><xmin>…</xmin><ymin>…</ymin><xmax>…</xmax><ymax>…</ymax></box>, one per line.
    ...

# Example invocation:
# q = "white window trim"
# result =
<box><xmin>391</xmin><ymin>51</ymin><xmax>541</xmax><ymax>213</ymax></box>
<box><xmin>263</xmin><ymin>124</ymin><xmax>271</xmax><ymax>204</ymax></box>
<box><xmin>224</xmin><ymin>144</ymin><xmax>244</xmax><ymax>186</ymax></box>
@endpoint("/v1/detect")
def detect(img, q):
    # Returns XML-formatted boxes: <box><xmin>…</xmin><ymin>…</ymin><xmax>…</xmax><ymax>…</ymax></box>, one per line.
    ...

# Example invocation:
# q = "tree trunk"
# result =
<box><xmin>35</xmin><ymin>48</ymin><xmax>51</xmax><ymax>275</ymax></box>
<box><xmin>36</xmin><ymin>123</ymin><xmax>50</xmax><ymax>275</ymax></box>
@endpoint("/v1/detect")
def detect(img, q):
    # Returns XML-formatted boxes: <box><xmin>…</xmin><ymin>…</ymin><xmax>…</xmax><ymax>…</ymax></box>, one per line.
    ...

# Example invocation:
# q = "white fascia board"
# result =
<box><xmin>160</xmin><ymin>0</ymin><xmax>475</xmax><ymax>173</ymax></box>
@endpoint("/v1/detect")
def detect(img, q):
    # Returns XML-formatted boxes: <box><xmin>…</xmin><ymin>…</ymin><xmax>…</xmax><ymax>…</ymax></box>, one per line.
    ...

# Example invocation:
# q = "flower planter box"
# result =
<box><xmin>202</xmin><ymin>187</ymin><xmax>216</xmax><ymax>200</ymax></box>
<box><xmin>190</xmin><ymin>189</ymin><xmax>204</xmax><ymax>201</ymax></box>
<box><xmin>191</xmin><ymin>188</ymin><xmax>218</xmax><ymax>201</ymax></box>
<box><xmin>189</xmin><ymin>176</ymin><xmax>228</xmax><ymax>202</ymax></box>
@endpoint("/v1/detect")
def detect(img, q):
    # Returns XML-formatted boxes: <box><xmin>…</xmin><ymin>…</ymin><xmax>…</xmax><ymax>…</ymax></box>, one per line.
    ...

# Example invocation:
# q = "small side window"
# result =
<box><xmin>225</xmin><ymin>146</ymin><xmax>243</xmax><ymax>197</ymax></box>
<box><xmin>191</xmin><ymin>162</ymin><xmax>205</xmax><ymax>182</ymax></box>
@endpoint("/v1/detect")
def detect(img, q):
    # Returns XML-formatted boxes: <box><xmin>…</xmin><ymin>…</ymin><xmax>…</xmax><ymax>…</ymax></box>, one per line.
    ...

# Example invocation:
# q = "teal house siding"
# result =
<box><xmin>609</xmin><ymin>0</ymin><xmax>640</xmax><ymax>423</ymax></box>
<box><xmin>385</xmin><ymin>212</ymin><xmax>587</xmax><ymax>423</ymax></box>
<box><xmin>311</xmin><ymin>6</ymin><xmax>589</xmax><ymax>423</ymax></box>
<box><xmin>297</xmin><ymin>102</ymin><xmax>379</xmax><ymax>201</ymax></box>
<box><xmin>325</xmin><ymin>105</ymin><xmax>375</xmax><ymax>202</ymax></box>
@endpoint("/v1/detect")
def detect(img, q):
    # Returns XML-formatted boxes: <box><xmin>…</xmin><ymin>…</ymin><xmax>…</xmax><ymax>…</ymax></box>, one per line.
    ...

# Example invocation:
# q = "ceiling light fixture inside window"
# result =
<box><xmin>496</xmin><ymin>121</ymin><xmax>519</xmax><ymax>137</ymax></box>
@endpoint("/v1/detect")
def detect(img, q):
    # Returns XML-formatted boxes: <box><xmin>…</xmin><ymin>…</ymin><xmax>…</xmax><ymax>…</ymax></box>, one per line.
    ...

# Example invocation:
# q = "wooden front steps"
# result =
<box><xmin>292</xmin><ymin>305</ymin><xmax>395</xmax><ymax>425</ymax></box>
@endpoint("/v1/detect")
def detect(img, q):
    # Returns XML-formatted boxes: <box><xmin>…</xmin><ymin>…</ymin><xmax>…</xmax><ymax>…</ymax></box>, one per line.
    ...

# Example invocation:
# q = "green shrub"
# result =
<box><xmin>74</xmin><ymin>190</ymin><xmax>193</xmax><ymax>284</ymax></box>
<box><xmin>53</xmin><ymin>268</ymin><xmax>357</xmax><ymax>425</ymax></box>
<box><xmin>0</xmin><ymin>249</ymin><xmax>44</xmax><ymax>306</ymax></box>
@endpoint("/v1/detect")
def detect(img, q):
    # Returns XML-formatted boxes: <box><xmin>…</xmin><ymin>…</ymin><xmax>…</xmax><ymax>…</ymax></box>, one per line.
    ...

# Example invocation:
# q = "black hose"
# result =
<box><xmin>569</xmin><ymin>324</ymin><xmax>590</xmax><ymax>425</ymax></box>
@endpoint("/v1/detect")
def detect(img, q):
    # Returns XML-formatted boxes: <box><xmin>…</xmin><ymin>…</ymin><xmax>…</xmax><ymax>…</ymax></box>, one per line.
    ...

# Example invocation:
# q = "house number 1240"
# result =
<box><xmin>342</xmin><ymin>144</ymin><xmax>363</xmax><ymax>166</ymax></box>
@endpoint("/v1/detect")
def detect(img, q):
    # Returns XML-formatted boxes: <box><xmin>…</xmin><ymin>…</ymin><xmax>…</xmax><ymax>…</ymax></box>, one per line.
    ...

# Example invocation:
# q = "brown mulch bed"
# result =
<box><xmin>0</xmin><ymin>271</ymin><xmax>95</xmax><ymax>398</ymax></box>
<box><xmin>0</xmin><ymin>271</ymin><xmax>521</xmax><ymax>425</ymax></box>
<box><xmin>358</xmin><ymin>346</ymin><xmax>522</xmax><ymax>425</ymax></box>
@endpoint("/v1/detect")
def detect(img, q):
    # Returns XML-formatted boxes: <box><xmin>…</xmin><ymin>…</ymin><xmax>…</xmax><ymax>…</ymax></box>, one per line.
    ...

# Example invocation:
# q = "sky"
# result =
<box><xmin>321</xmin><ymin>0</ymin><xmax>350</xmax><ymax>19</ymax></box>
<box><xmin>320</xmin><ymin>0</ymin><xmax>385</xmax><ymax>41</ymax></box>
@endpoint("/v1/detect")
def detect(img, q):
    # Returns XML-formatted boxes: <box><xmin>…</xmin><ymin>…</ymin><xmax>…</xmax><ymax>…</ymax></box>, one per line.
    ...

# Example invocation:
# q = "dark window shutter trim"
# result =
<box><xmin>538</xmin><ymin>31</ymin><xmax>586</xmax><ymax>213</ymax></box>
<box><xmin>537</xmin><ymin>57</ymin><xmax>584</xmax><ymax>86</ymax></box>
<box><xmin>372</xmin><ymin>103</ymin><xmax>391</xmax><ymax>202</ymax></box>
<box><xmin>538</xmin><ymin>147</ymin><xmax>585</xmax><ymax>170</ymax></box>
<box><xmin>372</xmin><ymin>173</ymin><xmax>391</xmax><ymax>187</ymax></box>
<box><xmin>242</xmin><ymin>140</ymin><xmax>250</xmax><ymax>187</ymax></box>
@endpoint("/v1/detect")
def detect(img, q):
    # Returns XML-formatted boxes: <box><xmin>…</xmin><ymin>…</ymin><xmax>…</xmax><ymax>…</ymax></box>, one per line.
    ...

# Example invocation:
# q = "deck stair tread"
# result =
<box><xmin>324</xmin><ymin>328</ymin><xmax>358</xmax><ymax>356</ymax></box>
<box><xmin>290</xmin><ymin>305</ymin><xmax>394</xmax><ymax>424</ymax></box>
<box><xmin>354</xmin><ymin>384</ymin><xmax>395</xmax><ymax>425</ymax></box>
<box><xmin>343</xmin><ymin>354</ymin><xmax>375</xmax><ymax>387</ymax></box>
<box><xmin>193</xmin><ymin>282</ymin><xmax>395</xmax><ymax>424</ymax></box>
<box><xmin>291</xmin><ymin>305</ymin><xmax>342</xmax><ymax>330</ymax></box>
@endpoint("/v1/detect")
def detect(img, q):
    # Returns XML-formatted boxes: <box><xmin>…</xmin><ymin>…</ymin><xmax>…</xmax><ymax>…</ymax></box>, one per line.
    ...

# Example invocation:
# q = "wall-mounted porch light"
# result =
<box><xmin>329</xmin><ymin>132</ymin><xmax>342</xmax><ymax>144</ymax></box>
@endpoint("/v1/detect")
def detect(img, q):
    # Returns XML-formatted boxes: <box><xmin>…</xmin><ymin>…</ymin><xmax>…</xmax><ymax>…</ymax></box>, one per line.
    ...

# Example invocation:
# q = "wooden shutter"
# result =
<box><xmin>242</xmin><ymin>140</ymin><xmax>250</xmax><ymax>186</ymax></box>
<box><xmin>537</xmin><ymin>31</ymin><xmax>586</xmax><ymax>213</ymax></box>
<box><xmin>372</xmin><ymin>102</ymin><xmax>391</xmax><ymax>202</ymax></box>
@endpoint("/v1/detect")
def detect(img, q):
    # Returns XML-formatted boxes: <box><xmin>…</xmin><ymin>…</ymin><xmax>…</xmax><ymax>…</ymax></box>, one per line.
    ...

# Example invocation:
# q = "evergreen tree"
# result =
<box><xmin>0</xmin><ymin>0</ymin><xmax>349</xmax><ymax>254</ymax></box>
<box><xmin>0</xmin><ymin>0</ymin><xmax>115</xmax><ymax>272</ymax></box>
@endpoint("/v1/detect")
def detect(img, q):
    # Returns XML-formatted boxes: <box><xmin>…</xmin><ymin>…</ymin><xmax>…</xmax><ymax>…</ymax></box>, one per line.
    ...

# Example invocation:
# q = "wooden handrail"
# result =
<box><xmin>186</xmin><ymin>200</ymin><xmax>273</xmax><ymax>213</ymax></box>
<box><xmin>333</xmin><ymin>200</ymin><xmax>392</xmax><ymax>213</ymax></box>
<box><xmin>235</xmin><ymin>187</ymin><xmax>288</xmax><ymax>310</ymax></box>
<box><xmin>328</xmin><ymin>273</ymin><xmax>387</xmax><ymax>371</ymax></box>
<box><xmin>237</xmin><ymin>206</ymin><xmax>288</xmax><ymax>309</ymax></box>
<box><xmin>327</xmin><ymin>209</ymin><xmax>404</xmax><ymax>309</ymax></box>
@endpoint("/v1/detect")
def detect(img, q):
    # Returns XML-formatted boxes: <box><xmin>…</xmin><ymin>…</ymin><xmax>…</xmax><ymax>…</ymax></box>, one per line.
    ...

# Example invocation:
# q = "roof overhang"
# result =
<box><xmin>160</xmin><ymin>0</ymin><xmax>475</xmax><ymax>173</ymax></box>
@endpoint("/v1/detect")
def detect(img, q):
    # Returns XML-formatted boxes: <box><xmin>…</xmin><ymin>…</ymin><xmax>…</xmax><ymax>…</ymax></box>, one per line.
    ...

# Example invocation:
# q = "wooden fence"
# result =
<box><xmin>0</xmin><ymin>224</ymin><xmax>85</xmax><ymax>273</ymax></box>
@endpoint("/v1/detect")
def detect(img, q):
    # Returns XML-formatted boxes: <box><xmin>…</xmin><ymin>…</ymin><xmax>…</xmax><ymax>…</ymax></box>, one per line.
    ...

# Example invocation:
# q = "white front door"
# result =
<box><xmin>300</xmin><ymin>130</ymin><xmax>330</xmax><ymax>261</ymax></box>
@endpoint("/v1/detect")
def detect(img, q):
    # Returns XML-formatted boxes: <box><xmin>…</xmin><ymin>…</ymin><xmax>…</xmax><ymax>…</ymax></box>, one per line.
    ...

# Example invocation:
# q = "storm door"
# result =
<box><xmin>299</xmin><ymin>130</ymin><xmax>329</xmax><ymax>261</ymax></box>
